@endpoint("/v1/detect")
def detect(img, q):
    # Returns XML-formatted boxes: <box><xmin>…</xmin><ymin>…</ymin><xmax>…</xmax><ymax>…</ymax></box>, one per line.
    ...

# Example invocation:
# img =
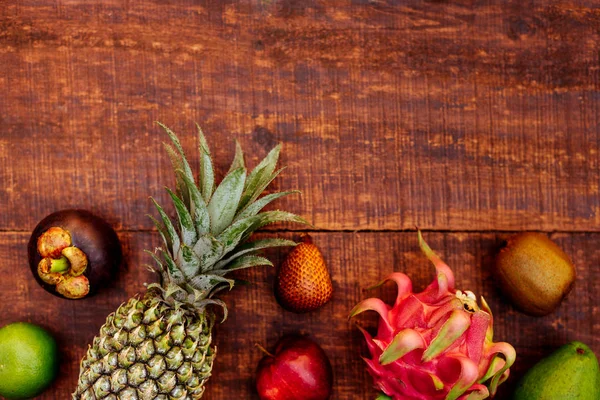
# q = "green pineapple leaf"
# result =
<box><xmin>218</xmin><ymin>211</ymin><xmax>307</xmax><ymax>256</ymax></box>
<box><xmin>215</xmin><ymin>238</ymin><xmax>296</xmax><ymax>269</ymax></box>
<box><xmin>163</xmin><ymin>143</ymin><xmax>189</xmax><ymax>207</ymax></box>
<box><xmin>189</xmin><ymin>275</ymin><xmax>234</xmax><ymax>294</ymax></box>
<box><xmin>211</xmin><ymin>278</ymin><xmax>252</xmax><ymax>294</ymax></box>
<box><xmin>197</xmin><ymin>298</ymin><xmax>228</xmax><ymax>322</ymax></box>
<box><xmin>192</xmin><ymin>234</ymin><xmax>225</xmax><ymax>272</ymax></box>
<box><xmin>159</xmin><ymin>123</ymin><xmax>195</xmax><ymax>184</ymax></box>
<box><xmin>238</xmin><ymin>144</ymin><xmax>281</xmax><ymax>212</ymax></box>
<box><xmin>207</xmin><ymin>167</ymin><xmax>246</xmax><ymax>236</ymax></box>
<box><xmin>228</xmin><ymin>140</ymin><xmax>245</xmax><ymax>174</ymax></box>
<box><xmin>143</xmin><ymin>263</ymin><xmax>160</xmax><ymax>276</ymax></box>
<box><xmin>166</xmin><ymin>188</ymin><xmax>197</xmax><ymax>247</ymax></box>
<box><xmin>158</xmin><ymin>123</ymin><xmax>196</xmax><ymax>206</ymax></box>
<box><xmin>236</xmin><ymin>190</ymin><xmax>300</xmax><ymax>220</ymax></box>
<box><xmin>147</xmin><ymin>214</ymin><xmax>171</xmax><ymax>251</ymax></box>
<box><xmin>160</xmin><ymin>250</ymin><xmax>186</xmax><ymax>285</ymax></box>
<box><xmin>240</xmin><ymin>211</ymin><xmax>308</xmax><ymax>242</ymax></box>
<box><xmin>164</xmin><ymin>283</ymin><xmax>188</xmax><ymax>301</ymax></box>
<box><xmin>196</xmin><ymin>123</ymin><xmax>215</xmax><ymax>203</ymax></box>
<box><xmin>144</xmin><ymin>250</ymin><xmax>169</xmax><ymax>283</ymax></box>
<box><xmin>150</xmin><ymin>197</ymin><xmax>181</xmax><ymax>258</ymax></box>
<box><xmin>178</xmin><ymin>170</ymin><xmax>210</xmax><ymax>235</ymax></box>
<box><xmin>212</xmin><ymin>255</ymin><xmax>273</xmax><ymax>276</ymax></box>
<box><xmin>146</xmin><ymin>124</ymin><xmax>306</xmax><ymax>310</ymax></box>
<box><xmin>237</xmin><ymin>167</ymin><xmax>285</xmax><ymax>217</ymax></box>
<box><xmin>176</xmin><ymin>244</ymin><xmax>202</xmax><ymax>278</ymax></box>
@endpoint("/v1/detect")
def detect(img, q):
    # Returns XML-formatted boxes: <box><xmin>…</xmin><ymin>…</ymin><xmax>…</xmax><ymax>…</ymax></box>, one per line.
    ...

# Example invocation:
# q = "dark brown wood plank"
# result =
<box><xmin>0</xmin><ymin>231</ymin><xmax>598</xmax><ymax>399</ymax></box>
<box><xmin>0</xmin><ymin>0</ymin><xmax>599</xmax><ymax>232</ymax></box>
<box><xmin>1</xmin><ymin>1</ymin><xmax>599</xmax><ymax>399</ymax></box>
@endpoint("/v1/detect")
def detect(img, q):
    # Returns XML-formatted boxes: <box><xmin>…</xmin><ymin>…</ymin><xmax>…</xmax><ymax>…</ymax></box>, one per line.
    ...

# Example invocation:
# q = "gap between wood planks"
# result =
<box><xmin>0</xmin><ymin>228</ymin><xmax>599</xmax><ymax>234</ymax></box>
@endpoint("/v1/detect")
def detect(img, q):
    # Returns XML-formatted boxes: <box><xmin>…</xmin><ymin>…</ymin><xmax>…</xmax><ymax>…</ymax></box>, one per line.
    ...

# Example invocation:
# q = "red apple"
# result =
<box><xmin>256</xmin><ymin>335</ymin><xmax>333</xmax><ymax>400</ymax></box>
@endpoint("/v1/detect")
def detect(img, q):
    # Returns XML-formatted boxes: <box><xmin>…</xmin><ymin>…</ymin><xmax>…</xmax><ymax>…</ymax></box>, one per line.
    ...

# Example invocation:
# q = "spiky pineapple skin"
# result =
<box><xmin>73</xmin><ymin>290</ymin><xmax>215</xmax><ymax>400</ymax></box>
<box><xmin>73</xmin><ymin>124</ymin><xmax>305</xmax><ymax>399</ymax></box>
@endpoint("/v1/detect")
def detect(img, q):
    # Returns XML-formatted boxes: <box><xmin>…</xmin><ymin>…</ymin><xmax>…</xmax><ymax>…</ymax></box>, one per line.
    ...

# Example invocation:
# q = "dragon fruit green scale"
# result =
<box><xmin>350</xmin><ymin>232</ymin><xmax>516</xmax><ymax>400</ymax></box>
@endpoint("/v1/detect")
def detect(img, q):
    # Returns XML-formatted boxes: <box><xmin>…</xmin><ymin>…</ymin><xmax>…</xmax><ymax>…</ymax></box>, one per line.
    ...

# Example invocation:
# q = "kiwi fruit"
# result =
<box><xmin>495</xmin><ymin>232</ymin><xmax>575</xmax><ymax>316</ymax></box>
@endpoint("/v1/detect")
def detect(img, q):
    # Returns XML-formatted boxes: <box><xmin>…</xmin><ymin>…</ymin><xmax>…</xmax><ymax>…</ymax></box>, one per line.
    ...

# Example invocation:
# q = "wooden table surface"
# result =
<box><xmin>1</xmin><ymin>1</ymin><xmax>599</xmax><ymax>399</ymax></box>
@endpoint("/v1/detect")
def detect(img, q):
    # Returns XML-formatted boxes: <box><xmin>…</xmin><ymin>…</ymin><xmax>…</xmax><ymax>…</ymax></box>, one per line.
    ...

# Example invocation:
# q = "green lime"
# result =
<box><xmin>0</xmin><ymin>322</ymin><xmax>59</xmax><ymax>399</ymax></box>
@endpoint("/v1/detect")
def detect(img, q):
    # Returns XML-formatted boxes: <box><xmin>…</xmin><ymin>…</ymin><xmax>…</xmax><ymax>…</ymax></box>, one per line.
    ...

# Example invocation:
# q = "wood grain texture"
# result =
<box><xmin>0</xmin><ymin>0</ymin><xmax>599</xmax><ymax>232</ymax></box>
<box><xmin>1</xmin><ymin>1</ymin><xmax>600</xmax><ymax>399</ymax></box>
<box><xmin>0</xmin><ymin>231</ymin><xmax>598</xmax><ymax>399</ymax></box>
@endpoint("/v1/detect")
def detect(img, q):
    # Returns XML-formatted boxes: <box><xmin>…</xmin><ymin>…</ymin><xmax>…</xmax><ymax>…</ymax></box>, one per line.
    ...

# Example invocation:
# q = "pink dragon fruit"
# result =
<box><xmin>350</xmin><ymin>232</ymin><xmax>516</xmax><ymax>400</ymax></box>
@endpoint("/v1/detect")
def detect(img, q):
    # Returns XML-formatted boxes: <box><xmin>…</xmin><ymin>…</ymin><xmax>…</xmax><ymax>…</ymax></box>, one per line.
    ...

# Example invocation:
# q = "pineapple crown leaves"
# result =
<box><xmin>148</xmin><ymin>122</ymin><xmax>307</xmax><ymax>313</ymax></box>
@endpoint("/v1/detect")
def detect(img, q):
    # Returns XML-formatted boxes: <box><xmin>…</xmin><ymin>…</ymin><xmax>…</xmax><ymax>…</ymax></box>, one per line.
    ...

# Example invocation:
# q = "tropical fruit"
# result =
<box><xmin>350</xmin><ymin>232</ymin><xmax>516</xmax><ymax>400</ymax></box>
<box><xmin>72</xmin><ymin>124</ymin><xmax>305</xmax><ymax>399</ymax></box>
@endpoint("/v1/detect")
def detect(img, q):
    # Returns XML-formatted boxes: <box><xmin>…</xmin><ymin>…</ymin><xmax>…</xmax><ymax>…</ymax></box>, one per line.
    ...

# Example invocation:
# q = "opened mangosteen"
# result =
<box><xmin>28</xmin><ymin>209</ymin><xmax>122</xmax><ymax>299</ymax></box>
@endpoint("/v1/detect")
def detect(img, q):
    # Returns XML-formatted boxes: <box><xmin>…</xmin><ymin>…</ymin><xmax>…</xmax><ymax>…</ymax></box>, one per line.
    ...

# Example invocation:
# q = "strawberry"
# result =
<box><xmin>275</xmin><ymin>235</ymin><xmax>333</xmax><ymax>313</ymax></box>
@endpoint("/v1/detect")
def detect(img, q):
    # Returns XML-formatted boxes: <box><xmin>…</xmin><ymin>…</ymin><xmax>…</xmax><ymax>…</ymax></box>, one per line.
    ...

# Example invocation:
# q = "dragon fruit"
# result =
<box><xmin>350</xmin><ymin>232</ymin><xmax>516</xmax><ymax>400</ymax></box>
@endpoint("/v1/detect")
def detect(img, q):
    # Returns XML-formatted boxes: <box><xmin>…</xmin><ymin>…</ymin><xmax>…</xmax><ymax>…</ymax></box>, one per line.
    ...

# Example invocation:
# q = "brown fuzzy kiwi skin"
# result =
<box><xmin>495</xmin><ymin>232</ymin><xmax>575</xmax><ymax>317</ymax></box>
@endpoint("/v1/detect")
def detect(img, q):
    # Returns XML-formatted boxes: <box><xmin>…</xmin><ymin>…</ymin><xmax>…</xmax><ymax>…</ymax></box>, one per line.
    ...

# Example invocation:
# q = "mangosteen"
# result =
<box><xmin>28</xmin><ymin>209</ymin><xmax>122</xmax><ymax>299</ymax></box>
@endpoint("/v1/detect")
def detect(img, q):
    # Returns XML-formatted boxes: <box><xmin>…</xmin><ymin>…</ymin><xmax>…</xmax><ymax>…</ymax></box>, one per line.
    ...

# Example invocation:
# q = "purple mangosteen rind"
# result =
<box><xmin>28</xmin><ymin>209</ymin><xmax>122</xmax><ymax>299</ymax></box>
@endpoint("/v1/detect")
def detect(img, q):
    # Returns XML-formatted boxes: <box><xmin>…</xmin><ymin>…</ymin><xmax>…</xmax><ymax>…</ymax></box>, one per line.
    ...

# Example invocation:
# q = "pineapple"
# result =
<box><xmin>73</xmin><ymin>123</ymin><xmax>305</xmax><ymax>399</ymax></box>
